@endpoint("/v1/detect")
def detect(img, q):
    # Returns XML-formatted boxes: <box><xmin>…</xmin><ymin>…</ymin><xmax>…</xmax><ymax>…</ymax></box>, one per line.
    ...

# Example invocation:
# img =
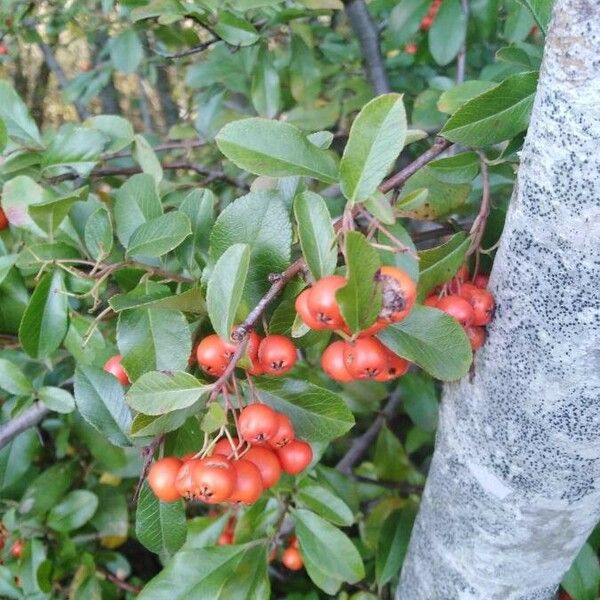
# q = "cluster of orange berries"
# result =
<box><xmin>195</xmin><ymin>332</ymin><xmax>297</xmax><ymax>378</ymax></box>
<box><xmin>295</xmin><ymin>267</ymin><xmax>417</xmax><ymax>383</ymax></box>
<box><xmin>420</xmin><ymin>0</ymin><xmax>443</xmax><ymax>30</ymax></box>
<box><xmin>147</xmin><ymin>404</ymin><xmax>312</xmax><ymax>505</ymax></box>
<box><xmin>425</xmin><ymin>267</ymin><xmax>495</xmax><ymax>350</ymax></box>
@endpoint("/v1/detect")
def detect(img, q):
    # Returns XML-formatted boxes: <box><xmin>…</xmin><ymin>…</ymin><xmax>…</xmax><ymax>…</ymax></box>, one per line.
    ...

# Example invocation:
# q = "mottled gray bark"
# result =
<box><xmin>397</xmin><ymin>1</ymin><xmax>600</xmax><ymax>598</ymax></box>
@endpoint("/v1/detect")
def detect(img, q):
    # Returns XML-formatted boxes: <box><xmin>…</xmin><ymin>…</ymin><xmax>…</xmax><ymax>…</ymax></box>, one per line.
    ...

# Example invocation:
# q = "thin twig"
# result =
<box><xmin>380</xmin><ymin>137</ymin><xmax>452</xmax><ymax>194</ymax></box>
<box><xmin>98</xmin><ymin>569</ymin><xmax>141</xmax><ymax>595</ymax></box>
<box><xmin>161</xmin><ymin>38</ymin><xmax>220</xmax><ymax>59</ymax></box>
<box><xmin>343</xmin><ymin>0</ymin><xmax>390</xmax><ymax>95</ymax></box>
<box><xmin>132</xmin><ymin>435</ymin><xmax>164</xmax><ymax>503</ymax></box>
<box><xmin>0</xmin><ymin>403</ymin><xmax>50</xmax><ymax>450</ymax></box>
<box><xmin>103</xmin><ymin>139</ymin><xmax>206</xmax><ymax>161</ymax></box>
<box><xmin>37</xmin><ymin>40</ymin><xmax>90</xmax><ymax>120</ymax></box>
<box><xmin>456</xmin><ymin>0</ymin><xmax>469</xmax><ymax>85</ymax></box>
<box><xmin>467</xmin><ymin>154</ymin><xmax>491</xmax><ymax>257</ymax></box>
<box><xmin>335</xmin><ymin>391</ymin><xmax>403</xmax><ymax>474</ymax></box>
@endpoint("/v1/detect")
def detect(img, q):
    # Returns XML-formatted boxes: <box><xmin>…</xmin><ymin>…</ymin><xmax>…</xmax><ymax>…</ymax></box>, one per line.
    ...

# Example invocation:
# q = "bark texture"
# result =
<box><xmin>397</xmin><ymin>1</ymin><xmax>600</xmax><ymax>598</ymax></box>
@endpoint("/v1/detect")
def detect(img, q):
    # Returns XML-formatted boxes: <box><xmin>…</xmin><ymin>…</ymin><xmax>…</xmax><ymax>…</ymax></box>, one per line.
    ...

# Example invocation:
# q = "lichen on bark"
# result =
<box><xmin>397</xmin><ymin>0</ymin><xmax>600</xmax><ymax>598</ymax></box>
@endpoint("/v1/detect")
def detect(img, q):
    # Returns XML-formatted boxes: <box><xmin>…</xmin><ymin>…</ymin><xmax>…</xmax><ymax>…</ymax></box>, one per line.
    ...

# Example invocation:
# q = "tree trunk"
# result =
<box><xmin>397</xmin><ymin>1</ymin><xmax>600</xmax><ymax>598</ymax></box>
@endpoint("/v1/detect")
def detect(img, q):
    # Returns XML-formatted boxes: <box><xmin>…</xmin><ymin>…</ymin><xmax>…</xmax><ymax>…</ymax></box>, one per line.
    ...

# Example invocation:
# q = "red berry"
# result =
<box><xmin>268</xmin><ymin>413</ymin><xmax>295</xmax><ymax>449</ymax></box>
<box><xmin>424</xmin><ymin>295</ymin><xmax>439</xmax><ymax>308</ymax></box>
<box><xmin>10</xmin><ymin>540</ymin><xmax>23</xmax><ymax>558</ymax></box>
<box><xmin>377</xmin><ymin>266</ymin><xmax>417</xmax><ymax>324</ymax></box>
<box><xmin>375</xmin><ymin>351</ymin><xmax>410</xmax><ymax>382</ymax></box>
<box><xmin>245</xmin><ymin>330</ymin><xmax>264</xmax><ymax>375</ymax></box>
<box><xmin>0</xmin><ymin>207</ymin><xmax>8</xmax><ymax>229</ymax></box>
<box><xmin>343</xmin><ymin>337</ymin><xmax>389</xmax><ymax>380</ymax></box>
<box><xmin>228</xmin><ymin>459</ymin><xmax>263</xmax><ymax>505</ymax></box>
<box><xmin>174</xmin><ymin>458</ymin><xmax>200</xmax><ymax>499</ymax></box>
<box><xmin>306</xmin><ymin>275</ymin><xmax>347</xmax><ymax>329</ymax></box>
<box><xmin>212</xmin><ymin>437</ymin><xmax>240</xmax><ymax>458</ymax></box>
<box><xmin>460</xmin><ymin>283</ymin><xmax>495</xmax><ymax>326</ymax></box>
<box><xmin>238</xmin><ymin>404</ymin><xmax>279</xmax><ymax>444</ymax></box>
<box><xmin>103</xmin><ymin>355</ymin><xmax>130</xmax><ymax>385</ymax></box>
<box><xmin>276</xmin><ymin>440</ymin><xmax>313</xmax><ymax>475</ymax></box>
<box><xmin>465</xmin><ymin>326</ymin><xmax>486</xmax><ymax>350</ymax></box>
<box><xmin>321</xmin><ymin>341</ymin><xmax>354</xmax><ymax>383</ymax></box>
<box><xmin>191</xmin><ymin>455</ymin><xmax>236</xmax><ymax>504</ymax></box>
<box><xmin>473</xmin><ymin>273</ymin><xmax>490</xmax><ymax>289</ymax></box>
<box><xmin>436</xmin><ymin>295</ymin><xmax>475</xmax><ymax>327</ymax></box>
<box><xmin>404</xmin><ymin>43</ymin><xmax>417</xmax><ymax>55</ymax></box>
<box><xmin>217</xmin><ymin>531</ymin><xmax>234</xmax><ymax>545</ymax></box>
<box><xmin>148</xmin><ymin>457</ymin><xmax>183</xmax><ymax>502</ymax></box>
<box><xmin>196</xmin><ymin>335</ymin><xmax>235</xmax><ymax>377</ymax></box>
<box><xmin>244</xmin><ymin>446</ymin><xmax>282</xmax><ymax>488</ymax></box>
<box><xmin>295</xmin><ymin>289</ymin><xmax>326</xmax><ymax>330</ymax></box>
<box><xmin>282</xmin><ymin>546</ymin><xmax>303</xmax><ymax>570</ymax></box>
<box><xmin>258</xmin><ymin>335</ymin><xmax>297</xmax><ymax>376</ymax></box>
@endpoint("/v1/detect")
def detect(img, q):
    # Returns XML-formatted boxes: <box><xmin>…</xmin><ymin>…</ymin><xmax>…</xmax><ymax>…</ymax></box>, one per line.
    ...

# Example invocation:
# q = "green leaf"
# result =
<box><xmin>441</xmin><ymin>71</ymin><xmax>539</xmax><ymax>146</ymax></box>
<box><xmin>41</xmin><ymin>127</ymin><xmax>105</xmax><ymax>176</ymax></box>
<box><xmin>136</xmin><ymin>483</ymin><xmax>186</xmax><ymax>555</ymax></box>
<box><xmin>216</xmin><ymin>118</ymin><xmax>339</xmax><ymax>183</ymax></box>
<box><xmin>109</xmin><ymin>286</ymin><xmax>205</xmax><ymax>314</ymax></box>
<box><xmin>84</xmin><ymin>115</ymin><xmax>134</xmax><ymax>152</ymax></box>
<box><xmin>74</xmin><ymin>366</ymin><xmax>132</xmax><ymax>446</ymax></box>
<box><xmin>293</xmin><ymin>508</ymin><xmax>364</xmax><ymax>589</ymax></box>
<box><xmin>117</xmin><ymin>308</ymin><xmax>192</xmax><ymax>381</ymax></box>
<box><xmin>516</xmin><ymin>0</ymin><xmax>553</xmax><ymax>33</ymax></box>
<box><xmin>254</xmin><ymin>378</ymin><xmax>354</xmax><ymax>441</ymax></box>
<box><xmin>130</xmin><ymin>406</ymin><xmax>198</xmax><ymax>438</ymax></box>
<box><xmin>296</xmin><ymin>482</ymin><xmax>354</xmax><ymax>526</ymax></box>
<box><xmin>336</xmin><ymin>231</ymin><xmax>381</xmax><ymax>334</ymax></box>
<box><xmin>0</xmin><ymin>118</ymin><xmax>7</xmax><ymax>153</ymax></box>
<box><xmin>19</xmin><ymin>462</ymin><xmax>77</xmax><ymax>516</ymax></box>
<box><xmin>386</xmin><ymin>0</ymin><xmax>431</xmax><ymax>46</ymax></box>
<box><xmin>398</xmin><ymin>372</ymin><xmax>439</xmax><ymax>432</ymax></box>
<box><xmin>251</xmin><ymin>46</ymin><xmax>281</xmax><ymax>118</ymax></box>
<box><xmin>19</xmin><ymin>270</ymin><xmax>69</xmax><ymax>359</ymax></box>
<box><xmin>374</xmin><ymin>425</ymin><xmax>412</xmax><ymax>480</ymax></box>
<box><xmin>294</xmin><ymin>191</ymin><xmax>337</xmax><ymax>281</ymax></box>
<box><xmin>398</xmin><ymin>169</ymin><xmax>471</xmax><ymax>219</ymax></box>
<box><xmin>178</xmin><ymin>189</ymin><xmax>215</xmax><ymax>271</ymax></box>
<box><xmin>210</xmin><ymin>191</ymin><xmax>291</xmax><ymax>308</ymax></box>
<box><xmin>29</xmin><ymin>187</ymin><xmax>87</xmax><ymax>234</ymax></box>
<box><xmin>0</xmin><ymin>358</ymin><xmax>32</xmax><ymax>395</ymax></box>
<box><xmin>0</xmin><ymin>81</ymin><xmax>43</xmax><ymax>148</ymax></box>
<box><xmin>110</xmin><ymin>30</ymin><xmax>144</xmax><ymax>73</ymax></box>
<box><xmin>417</xmin><ymin>233</ymin><xmax>470</xmax><ymax>299</ymax></box>
<box><xmin>376</xmin><ymin>507</ymin><xmax>417</xmax><ymax>585</ymax></box>
<box><xmin>364</xmin><ymin>190</ymin><xmax>395</xmax><ymax>225</ymax></box>
<box><xmin>0</xmin><ymin>429</ymin><xmax>39</xmax><ymax>492</ymax></box>
<box><xmin>63</xmin><ymin>314</ymin><xmax>108</xmax><ymax>367</ymax></box>
<box><xmin>134</xmin><ymin>134</ymin><xmax>163</xmax><ymax>183</ymax></box>
<box><xmin>47</xmin><ymin>490</ymin><xmax>99</xmax><ymax>532</ymax></box>
<box><xmin>214</xmin><ymin>11</ymin><xmax>260</xmax><ymax>46</ymax></box>
<box><xmin>90</xmin><ymin>486</ymin><xmax>129</xmax><ymax>539</ymax></box>
<box><xmin>114</xmin><ymin>173</ymin><xmax>162</xmax><ymax>247</ymax></box>
<box><xmin>340</xmin><ymin>94</ymin><xmax>407</xmax><ymax>203</ymax></box>
<box><xmin>561</xmin><ymin>543</ymin><xmax>600</xmax><ymax>600</ymax></box>
<box><xmin>200</xmin><ymin>403</ymin><xmax>227</xmax><ymax>433</ymax></box>
<box><xmin>428</xmin><ymin>0</ymin><xmax>467</xmax><ymax>65</ymax></box>
<box><xmin>126</xmin><ymin>371</ymin><xmax>210</xmax><ymax>416</ymax></box>
<box><xmin>427</xmin><ymin>152</ymin><xmax>480</xmax><ymax>184</ymax></box>
<box><xmin>126</xmin><ymin>212</ymin><xmax>191</xmax><ymax>258</ymax></box>
<box><xmin>207</xmin><ymin>244</ymin><xmax>251</xmax><ymax>340</ymax></box>
<box><xmin>16</xmin><ymin>243</ymin><xmax>79</xmax><ymax>270</ymax></box>
<box><xmin>84</xmin><ymin>205</ymin><xmax>113</xmax><ymax>260</ymax></box>
<box><xmin>138</xmin><ymin>542</ymin><xmax>270</xmax><ymax>599</ymax></box>
<box><xmin>0</xmin><ymin>255</ymin><xmax>17</xmax><ymax>287</ymax></box>
<box><xmin>38</xmin><ymin>386</ymin><xmax>76</xmax><ymax>414</ymax></box>
<box><xmin>437</xmin><ymin>81</ymin><xmax>497</xmax><ymax>114</ymax></box>
<box><xmin>1</xmin><ymin>175</ymin><xmax>45</xmax><ymax>233</ymax></box>
<box><xmin>377</xmin><ymin>305</ymin><xmax>472</xmax><ymax>380</ymax></box>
